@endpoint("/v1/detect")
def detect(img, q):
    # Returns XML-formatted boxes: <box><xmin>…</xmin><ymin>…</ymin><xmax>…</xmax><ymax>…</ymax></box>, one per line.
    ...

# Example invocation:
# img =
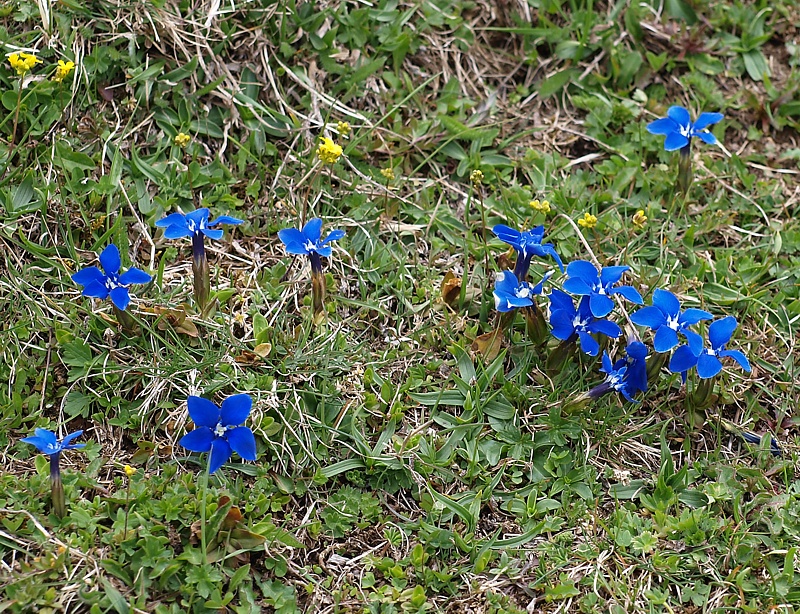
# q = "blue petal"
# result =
<box><xmin>669</xmin><ymin>345</ymin><xmax>698</xmax><ymax>373</ymax></box>
<box><xmin>187</xmin><ymin>396</ymin><xmax>220</xmax><ymax>427</ymax></box>
<box><xmin>109</xmin><ymin>287</ymin><xmax>131</xmax><ymax>311</ymax></box>
<box><xmin>34</xmin><ymin>428</ymin><xmax>57</xmax><ymax>443</ymax></box>
<box><xmin>491</xmin><ymin>224</ymin><xmax>522</xmax><ymax>249</ymax></box>
<box><xmin>82</xmin><ymin>280</ymin><xmax>109</xmax><ymax>300</ymax></box>
<box><xmin>708</xmin><ymin>316</ymin><xmax>737</xmax><ymax>350</ymax></box>
<box><xmin>495</xmin><ymin>271</ymin><xmax>520</xmax><ymax>294</ymax></box>
<box><xmin>653</xmin><ymin>326</ymin><xmax>679</xmax><ymax>353</ymax></box>
<box><xmin>566</xmin><ymin>260</ymin><xmax>599</xmax><ymax>285</ymax></box>
<box><xmin>586</xmin><ymin>319</ymin><xmax>622</xmax><ymax>338</ymax></box>
<box><xmin>646</xmin><ymin>117</ymin><xmax>678</xmax><ymax>136</ymax></box>
<box><xmin>302</xmin><ymin>218</ymin><xmax>323</xmax><ymax>243</ymax></box>
<box><xmin>589</xmin><ymin>293</ymin><xmax>614</xmax><ymax>318</ymax></box>
<box><xmin>683</xmin><ymin>329</ymin><xmax>705</xmax><ymax>356</ymax></box>
<box><xmin>118</xmin><ymin>268</ymin><xmax>152</xmax><ymax>285</ymax></box>
<box><xmin>209</xmin><ymin>215</ymin><xmax>243</xmax><ymax>226</ymax></box>
<box><xmin>651</xmin><ymin>288</ymin><xmax>680</xmax><ymax>317</ymax></box>
<box><xmin>695</xmin><ymin>131</ymin><xmax>717</xmax><ymax>145</ymax></box>
<box><xmin>626</xmin><ymin>341</ymin><xmax>649</xmax><ymax>361</ymax></box>
<box><xmin>600</xmin><ymin>352</ymin><xmax>613</xmax><ymax>373</ymax></box>
<box><xmin>531</xmin><ymin>271</ymin><xmax>553</xmax><ymax>295</ymax></box>
<box><xmin>599</xmin><ymin>265</ymin><xmax>629</xmax><ymax>287</ymax></box>
<box><xmin>278</xmin><ymin>228</ymin><xmax>308</xmax><ymax>250</ymax></box>
<box><xmin>99</xmin><ymin>244</ymin><xmax>121</xmax><ymax>275</ymax></box>
<box><xmin>493</xmin><ymin>295</ymin><xmax>515</xmax><ymax>313</ymax></box>
<box><xmin>60</xmin><ymin>430</ymin><xmax>85</xmax><ymax>449</ymax></box>
<box><xmin>71</xmin><ymin>266</ymin><xmax>105</xmax><ymax>287</ymax></box>
<box><xmin>185</xmin><ymin>208</ymin><xmax>210</xmax><ymax>229</ymax></box>
<box><xmin>321</xmin><ymin>229</ymin><xmax>346</xmax><ymax>245</ymax></box>
<box><xmin>316</xmin><ymin>245</ymin><xmax>333</xmax><ymax>258</ymax></box>
<box><xmin>548</xmin><ymin>289</ymin><xmax>575</xmax><ymax>314</ymax></box>
<box><xmin>630</xmin><ymin>306</ymin><xmax>666</xmax><ymax>330</ymax></box>
<box><xmin>577</xmin><ymin>331</ymin><xmax>599</xmax><ymax>356</ymax></box>
<box><xmin>550</xmin><ymin>310</ymin><xmax>576</xmax><ymax>340</ymax></box>
<box><xmin>208</xmin><ymin>438</ymin><xmax>232</xmax><ymax>474</ymax></box>
<box><xmin>163</xmin><ymin>225</ymin><xmax>193</xmax><ymax>240</ymax></box>
<box><xmin>562</xmin><ymin>277</ymin><xmax>593</xmax><ymax>296</ymax></box>
<box><xmin>667</xmin><ymin>105</ymin><xmax>691</xmax><ymax>126</ymax></box>
<box><xmin>541</xmin><ymin>245</ymin><xmax>565</xmax><ymax>273</ymax></box>
<box><xmin>693</xmin><ymin>112</ymin><xmax>723</xmax><ymax>130</ymax></box>
<box><xmin>697</xmin><ymin>353</ymin><xmax>723</xmax><ymax>379</ymax></box>
<box><xmin>226</xmin><ymin>426</ymin><xmax>257</xmax><ymax>461</ymax></box>
<box><xmin>719</xmin><ymin>349</ymin><xmax>751</xmax><ymax>373</ymax></box>
<box><xmin>201</xmin><ymin>228</ymin><xmax>224</xmax><ymax>241</ymax></box>
<box><xmin>220</xmin><ymin>394</ymin><xmax>252</xmax><ymax>426</ymax></box>
<box><xmin>610</xmin><ymin>285</ymin><xmax>643</xmax><ymax>305</ymax></box>
<box><xmin>679</xmin><ymin>308</ymin><xmax>713</xmax><ymax>325</ymax></box>
<box><xmin>664</xmin><ymin>132</ymin><xmax>689</xmax><ymax>151</ymax></box>
<box><xmin>155</xmin><ymin>213</ymin><xmax>187</xmax><ymax>228</ymax></box>
<box><xmin>179</xmin><ymin>427</ymin><xmax>214</xmax><ymax>453</ymax></box>
<box><xmin>21</xmin><ymin>436</ymin><xmax>53</xmax><ymax>453</ymax></box>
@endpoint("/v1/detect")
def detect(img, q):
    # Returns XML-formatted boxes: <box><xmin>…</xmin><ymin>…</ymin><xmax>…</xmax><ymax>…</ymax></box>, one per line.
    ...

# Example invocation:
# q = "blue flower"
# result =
<box><xmin>590</xmin><ymin>341</ymin><xmax>648</xmax><ymax>403</ymax></box>
<box><xmin>493</xmin><ymin>270</ymin><xmax>551</xmax><ymax>313</ymax></box>
<box><xmin>647</xmin><ymin>106</ymin><xmax>723</xmax><ymax>151</ymax></box>
<box><xmin>741</xmin><ymin>431</ymin><xmax>782</xmax><ymax>457</ymax></box>
<box><xmin>491</xmin><ymin>224</ymin><xmax>564</xmax><ymax>279</ymax></box>
<box><xmin>562</xmin><ymin>260</ymin><xmax>642</xmax><ymax>318</ymax></box>
<box><xmin>21</xmin><ymin>428</ymin><xmax>86</xmax><ymax>455</ymax></box>
<box><xmin>548</xmin><ymin>289</ymin><xmax>622</xmax><ymax>356</ymax></box>
<box><xmin>668</xmin><ymin>316</ymin><xmax>751</xmax><ymax>379</ymax></box>
<box><xmin>630</xmin><ymin>289</ymin><xmax>712</xmax><ymax>355</ymax></box>
<box><xmin>155</xmin><ymin>208</ymin><xmax>243</xmax><ymax>240</ymax></box>
<box><xmin>277</xmin><ymin>218</ymin><xmax>345</xmax><ymax>258</ymax></box>
<box><xmin>71</xmin><ymin>244</ymin><xmax>152</xmax><ymax>311</ymax></box>
<box><xmin>179</xmin><ymin>394</ymin><xmax>257</xmax><ymax>474</ymax></box>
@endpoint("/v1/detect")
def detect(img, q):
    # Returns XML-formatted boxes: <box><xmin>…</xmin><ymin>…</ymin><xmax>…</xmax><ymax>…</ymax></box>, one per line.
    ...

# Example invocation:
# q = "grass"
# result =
<box><xmin>1</xmin><ymin>0</ymin><xmax>800</xmax><ymax>611</ymax></box>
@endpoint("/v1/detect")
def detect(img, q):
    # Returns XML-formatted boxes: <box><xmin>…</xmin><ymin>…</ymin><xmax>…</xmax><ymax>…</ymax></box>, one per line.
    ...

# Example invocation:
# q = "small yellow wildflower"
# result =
<box><xmin>52</xmin><ymin>59</ymin><xmax>75</xmax><ymax>82</ymax></box>
<box><xmin>470</xmin><ymin>170</ymin><xmax>484</xmax><ymax>186</ymax></box>
<box><xmin>8</xmin><ymin>52</ymin><xmax>42</xmax><ymax>76</ymax></box>
<box><xmin>530</xmin><ymin>199</ymin><xmax>551</xmax><ymax>214</ymax></box>
<box><xmin>123</xmin><ymin>465</ymin><xmax>136</xmax><ymax>477</ymax></box>
<box><xmin>317</xmin><ymin>137</ymin><xmax>343</xmax><ymax>164</ymax></box>
<box><xmin>174</xmin><ymin>132</ymin><xmax>191</xmax><ymax>147</ymax></box>
<box><xmin>632</xmin><ymin>210</ymin><xmax>648</xmax><ymax>229</ymax></box>
<box><xmin>577</xmin><ymin>212</ymin><xmax>597</xmax><ymax>229</ymax></box>
<box><xmin>337</xmin><ymin>121</ymin><xmax>351</xmax><ymax>136</ymax></box>
<box><xmin>381</xmin><ymin>167</ymin><xmax>395</xmax><ymax>182</ymax></box>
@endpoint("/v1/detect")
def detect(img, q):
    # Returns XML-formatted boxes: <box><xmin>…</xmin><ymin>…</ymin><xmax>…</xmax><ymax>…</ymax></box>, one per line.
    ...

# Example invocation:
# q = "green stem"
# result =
<box><xmin>200</xmin><ymin>456</ymin><xmax>211</xmax><ymax>561</ymax></box>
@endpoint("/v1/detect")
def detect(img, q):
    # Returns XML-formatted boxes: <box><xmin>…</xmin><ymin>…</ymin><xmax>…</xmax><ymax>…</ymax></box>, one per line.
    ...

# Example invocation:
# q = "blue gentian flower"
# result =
<box><xmin>21</xmin><ymin>428</ymin><xmax>86</xmax><ymax>455</ymax></box>
<box><xmin>71</xmin><ymin>244</ymin><xmax>152</xmax><ymax>311</ymax></box>
<box><xmin>155</xmin><ymin>208</ymin><xmax>243</xmax><ymax>241</ymax></box>
<box><xmin>741</xmin><ymin>431</ymin><xmax>782</xmax><ymax>457</ymax></box>
<box><xmin>491</xmin><ymin>224</ymin><xmax>564</xmax><ymax>280</ymax></box>
<box><xmin>647</xmin><ymin>106</ymin><xmax>723</xmax><ymax>151</ymax></box>
<box><xmin>278</xmin><ymin>217</ymin><xmax>345</xmax><ymax>275</ymax></box>
<box><xmin>562</xmin><ymin>260</ymin><xmax>643</xmax><ymax>318</ymax></box>
<box><xmin>630</xmin><ymin>289</ymin><xmax>712</xmax><ymax>355</ymax></box>
<box><xmin>493</xmin><ymin>270</ymin><xmax>551</xmax><ymax>313</ymax></box>
<box><xmin>548</xmin><ymin>289</ymin><xmax>622</xmax><ymax>356</ymax></box>
<box><xmin>179</xmin><ymin>394</ymin><xmax>257</xmax><ymax>474</ymax></box>
<box><xmin>589</xmin><ymin>341</ymin><xmax>648</xmax><ymax>403</ymax></box>
<box><xmin>668</xmin><ymin>316</ymin><xmax>751</xmax><ymax>379</ymax></box>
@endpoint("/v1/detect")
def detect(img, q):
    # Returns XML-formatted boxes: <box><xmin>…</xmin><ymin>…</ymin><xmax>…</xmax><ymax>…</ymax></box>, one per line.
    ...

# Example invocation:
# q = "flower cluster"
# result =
<box><xmin>53</xmin><ymin>60</ymin><xmax>75</xmax><ymax>82</ymax></box>
<box><xmin>317</xmin><ymin>137</ymin><xmax>343</xmax><ymax>164</ymax></box>
<box><xmin>8</xmin><ymin>52</ymin><xmax>42</xmax><ymax>76</ymax></box>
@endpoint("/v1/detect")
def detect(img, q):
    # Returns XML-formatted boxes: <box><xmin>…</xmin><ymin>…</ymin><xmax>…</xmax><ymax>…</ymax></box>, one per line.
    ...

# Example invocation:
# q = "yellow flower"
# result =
<box><xmin>52</xmin><ymin>59</ymin><xmax>75</xmax><ymax>82</ymax></box>
<box><xmin>577</xmin><ymin>212</ymin><xmax>597</xmax><ymax>229</ymax></box>
<box><xmin>530</xmin><ymin>199</ymin><xmax>551</xmax><ymax>214</ymax></box>
<box><xmin>8</xmin><ymin>52</ymin><xmax>42</xmax><ymax>76</ymax></box>
<box><xmin>632</xmin><ymin>210</ymin><xmax>648</xmax><ymax>229</ymax></box>
<box><xmin>381</xmin><ymin>167</ymin><xmax>395</xmax><ymax>181</ymax></box>
<box><xmin>174</xmin><ymin>132</ymin><xmax>191</xmax><ymax>147</ymax></box>
<box><xmin>317</xmin><ymin>137</ymin><xmax>343</xmax><ymax>164</ymax></box>
<box><xmin>123</xmin><ymin>465</ymin><xmax>136</xmax><ymax>477</ymax></box>
<box><xmin>470</xmin><ymin>170</ymin><xmax>484</xmax><ymax>186</ymax></box>
<box><xmin>337</xmin><ymin>121</ymin><xmax>351</xmax><ymax>136</ymax></box>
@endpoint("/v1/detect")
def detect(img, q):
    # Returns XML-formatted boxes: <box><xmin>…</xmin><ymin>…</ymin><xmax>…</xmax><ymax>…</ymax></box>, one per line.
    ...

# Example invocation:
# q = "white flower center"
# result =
<box><xmin>187</xmin><ymin>219</ymin><xmax>197</xmax><ymax>232</ymax></box>
<box><xmin>516</xmin><ymin>286</ymin><xmax>530</xmax><ymax>299</ymax></box>
<box><xmin>304</xmin><ymin>240</ymin><xmax>316</xmax><ymax>251</ymax></box>
<box><xmin>705</xmin><ymin>349</ymin><xmax>716</xmax><ymax>356</ymax></box>
<box><xmin>666</xmin><ymin>314</ymin><xmax>680</xmax><ymax>331</ymax></box>
<box><xmin>105</xmin><ymin>276</ymin><xmax>121</xmax><ymax>290</ymax></box>
<box><xmin>214</xmin><ymin>423</ymin><xmax>227</xmax><ymax>437</ymax></box>
<box><xmin>595</xmin><ymin>283</ymin><xmax>606</xmax><ymax>296</ymax></box>
<box><xmin>680</xmin><ymin>124</ymin><xmax>692</xmax><ymax>137</ymax></box>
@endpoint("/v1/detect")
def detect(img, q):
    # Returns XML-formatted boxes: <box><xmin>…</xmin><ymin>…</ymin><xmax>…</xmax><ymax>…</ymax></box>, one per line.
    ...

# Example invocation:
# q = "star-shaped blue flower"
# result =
<box><xmin>493</xmin><ymin>270</ymin><xmax>551</xmax><ymax>313</ymax></box>
<box><xmin>630</xmin><ymin>289</ymin><xmax>712</xmax><ymax>355</ymax></box>
<box><xmin>179</xmin><ymin>394</ymin><xmax>257</xmax><ymax>474</ymax></box>
<box><xmin>21</xmin><ymin>428</ymin><xmax>86</xmax><ymax>455</ymax></box>
<box><xmin>668</xmin><ymin>316</ymin><xmax>751</xmax><ymax>379</ymax></box>
<box><xmin>647</xmin><ymin>106</ymin><xmax>723</xmax><ymax>151</ymax></box>
<box><xmin>492</xmin><ymin>224</ymin><xmax>564</xmax><ymax>279</ymax></box>
<box><xmin>71</xmin><ymin>244</ymin><xmax>152</xmax><ymax>311</ymax></box>
<box><xmin>548</xmin><ymin>289</ymin><xmax>622</xmax><ymax>356</ymax></box>
<box><xmin>562</xmin><ymin>260</ymin><xmax>642</xmax><ymax>318</ymax></box>
<box><xmin>591</xmin><ymin>341</ymin><xmax>648</xmax><ymax>403</ymax></box>
<box><xmin>277</xmin><ymin>218</ymin><xmax>345</xmax><ymax>258</ymax></box>
<box><xmin>155</xmin><ymin>208</ymin><xmax>243</xmax><ymax>240</ymax></box>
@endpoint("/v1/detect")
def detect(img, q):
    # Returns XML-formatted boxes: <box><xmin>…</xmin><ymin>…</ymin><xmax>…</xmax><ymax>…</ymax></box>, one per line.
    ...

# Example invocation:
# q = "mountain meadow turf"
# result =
<box><xmin>2</xmin><ymin>0</ymin><xmax>800</xmax><ymax>612</ymax></box>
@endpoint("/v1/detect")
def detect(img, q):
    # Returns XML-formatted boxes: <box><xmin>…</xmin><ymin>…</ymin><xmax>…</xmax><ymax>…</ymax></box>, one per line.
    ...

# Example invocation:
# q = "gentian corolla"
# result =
<box><xmin>491</xmin><ymin>224</ymin><xmax>564</xmax><ymax>280</ymax></box>
<box><xmin>669</xmin><ymin>316</ymin><xmax>751</xmax><ymax>379</ymax></box>
<box><xmin>71</xmin><ymin>244</ymin><xmax>151</xmax><ymax>311</ymax></box>
<box><xmin>179</xmin><ymin>394</ymin><xmax>257</xmax><ymax>474</ymax></box>
<box><xmin>630</xmin><ymin>288</ymin><xmax>712</xmax><ymax>355</ymax></box>
<box><xmin>493</xmin><ymin>270</ymin><xmax>551</xmax><ymax>313</ymax></box>
<box><xmin>548</xmin><ymin>289</ymin><xmax>622</xmax><ymax>356</ymax></box>
<box><xmin>21</xmin><ymin>428</ymin><xmax>86</xmax><ymax>518</ymax></box>
<box><xmin>589</xmin><ymin>341</ymin><xmax>648</xmax><ymax>403</ymax></box>
<box><xmin>647</xmin><ymin>106</ymin><xmax>723</xmax><ymax>151</ymax></box>
<box><xmin>562</xmin><ymin>260</ymin><xmax>642</xmax><ymax>318</ymax></box>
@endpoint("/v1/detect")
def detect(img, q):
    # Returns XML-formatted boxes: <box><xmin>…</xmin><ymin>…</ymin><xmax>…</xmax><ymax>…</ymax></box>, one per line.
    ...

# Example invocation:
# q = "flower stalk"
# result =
<box><xmin>49</xmin><ymin>453</ymin><xmax>66</xmax><ymax>519</ymax></box>
<box><xmin>192</xmin><ymin>232</ymin><xmax>211</xmax><ymax>313</ymax></box>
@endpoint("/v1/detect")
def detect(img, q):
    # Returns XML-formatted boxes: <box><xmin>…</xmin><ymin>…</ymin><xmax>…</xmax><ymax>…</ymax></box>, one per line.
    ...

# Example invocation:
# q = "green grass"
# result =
<box><xmin>1</xmin><ymin>0</ymin><xmax>800</xmax><ymax>611</ymax></box>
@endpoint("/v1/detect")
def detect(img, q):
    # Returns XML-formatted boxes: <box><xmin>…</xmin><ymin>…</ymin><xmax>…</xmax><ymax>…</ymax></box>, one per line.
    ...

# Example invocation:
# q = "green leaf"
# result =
<box><xmin>9</xmin><ymin>173</ymin><xmax>36</xmax><ymax>215</ymax></box>
<box><xmin>538</xmin><ymin>69</ymin><xmax>578</xmax><ymax>99</ymax></box>
<box><xmin>100</xmin><ymin>577</ymin><xmax>129</xmax><ymax>614</ymax></box>
<box><xmin>742</xmin><ymin>50</ymin><xmax>769</xmax><ymax>81</ymax></box>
